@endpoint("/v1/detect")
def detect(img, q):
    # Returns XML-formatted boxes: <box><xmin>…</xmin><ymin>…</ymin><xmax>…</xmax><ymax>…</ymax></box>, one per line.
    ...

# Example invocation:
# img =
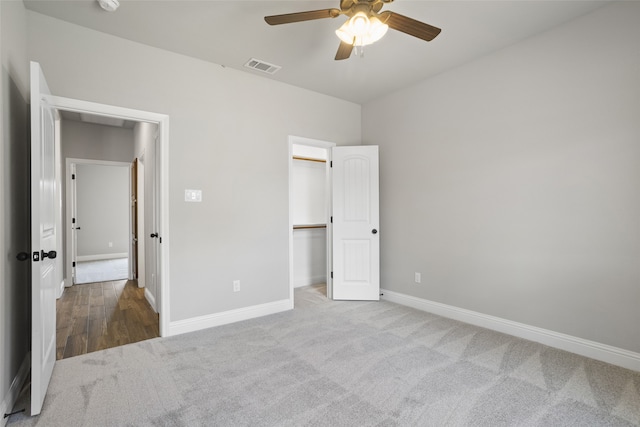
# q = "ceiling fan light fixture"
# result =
<box><xmin>336</xmin><ymin>12</ymin><xmax>388</xmax><ymax>47</ymax></box>
<box><xmin>368</xmin><ymin>16</ymin><xmax>389</xmax><ymax>44</ymax></box>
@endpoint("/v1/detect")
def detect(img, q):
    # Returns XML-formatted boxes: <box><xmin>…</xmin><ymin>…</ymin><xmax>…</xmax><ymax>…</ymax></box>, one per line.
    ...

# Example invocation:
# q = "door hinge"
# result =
<box><xmin>72</xmin><ymin>217</ymin><xmax>76</xmax><ymax>224</ymax></box>
<box><xmin>33</xmin><ymin>251</ymin><xmax>40</xmax><ymax>262</ymax></box>
<box><xmin>72</xmin><ymin>261</ymin><xmax>76</xmax><ymax>267</ymax></box>
<box><xmin>330</xmin><ymin>216</ymin><xmax>333</xmax><ymax>223</ymax></box>
<box><xmin>72</xmin><ymin>174</ymin><xmax>75</xmax><ymax>180</ymax></box>
<box><xmin>159</xmin><ymin>237</ymin><xmax>162</xmax><ymax>244</ymax></box>
<box><xmin>331</xmin><ymin>271</ymin><xmax>333</xmax><ymax>279</ymax></box>
<box><xmin>330</xmin><ymin>161</ymin><xmax>332</xmax><ymax>168</ymax></box>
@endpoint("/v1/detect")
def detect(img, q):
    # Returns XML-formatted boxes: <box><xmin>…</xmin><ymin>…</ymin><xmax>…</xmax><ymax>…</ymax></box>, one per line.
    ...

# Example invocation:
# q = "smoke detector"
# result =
<box><xmin>97</xmin><ymin>0</ymin><xmax>119</xmax><ymax>12</ymax></box>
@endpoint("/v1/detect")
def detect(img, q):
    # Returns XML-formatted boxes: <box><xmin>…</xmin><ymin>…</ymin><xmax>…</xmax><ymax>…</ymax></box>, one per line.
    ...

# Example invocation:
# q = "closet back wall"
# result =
<box><xmin>292</xmin><ymin>157</ymin><xmax>326</xmax><ymax>288</ymax></box>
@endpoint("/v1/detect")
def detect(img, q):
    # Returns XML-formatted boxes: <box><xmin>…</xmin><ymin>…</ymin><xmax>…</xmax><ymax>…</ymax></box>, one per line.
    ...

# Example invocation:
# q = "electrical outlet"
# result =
<box><xmin>415</xmin><ymin>272</ymin><xmax>421</xmax><ymax>284</ymax></box>
<box><xmin>108</xmin><ymin>241</ymin><xmax>113</xmax><ymax>248</ymax></box>
<box><xmin>233</xmin><ymin>280</ymin><xmax>240</xmax><ymax>292</ymax></box>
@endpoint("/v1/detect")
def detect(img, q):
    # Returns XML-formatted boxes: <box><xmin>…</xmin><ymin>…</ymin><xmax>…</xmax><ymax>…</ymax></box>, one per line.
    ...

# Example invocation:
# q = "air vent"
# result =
<box><xmin>244</xmin><ymin>58</ymin><xmax>281</xmax><ymax>75</ymax></box>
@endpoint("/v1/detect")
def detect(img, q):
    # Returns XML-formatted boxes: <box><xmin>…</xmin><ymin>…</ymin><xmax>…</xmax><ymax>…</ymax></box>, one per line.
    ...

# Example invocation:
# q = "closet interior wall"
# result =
<box><xmin>292</xmin><ymin>145</ymin><xmax>328</xmax><ymax>288</ymax></box>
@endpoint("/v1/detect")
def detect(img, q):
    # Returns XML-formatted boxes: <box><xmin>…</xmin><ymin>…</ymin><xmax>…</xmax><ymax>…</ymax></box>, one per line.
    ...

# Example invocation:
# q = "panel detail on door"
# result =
<box><xmin>343</xmin><ymin>157</ymin><xmax>371</xmax><ymax>222</ymax></box>
<box><xmin>30</xmin><ymin>61</ymin><xmax>58</xmax><ymax>416</ymax></box>
<box><xmin>342</xmin><ymin>240</ymin><xmax>371</xmax><ymax>283</ymax></box>
<box><xmin>332</xmin><ymin>146</ymin><xmax>379</xmax><ymax>300</ymax></box>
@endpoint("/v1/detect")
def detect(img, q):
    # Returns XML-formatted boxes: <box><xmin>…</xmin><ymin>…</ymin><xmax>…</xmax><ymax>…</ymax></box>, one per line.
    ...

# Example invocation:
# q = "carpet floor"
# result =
<box><xmin>8</xmin><ymin>285</ymin><xmax>640</xmax><ymax>426</ymax></box>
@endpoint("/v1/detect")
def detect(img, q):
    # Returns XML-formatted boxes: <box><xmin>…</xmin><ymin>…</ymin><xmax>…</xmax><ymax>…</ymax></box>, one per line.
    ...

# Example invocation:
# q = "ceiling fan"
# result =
<box><xmin>264</xmin><ymin>0</ymin><xmax>441</xmax><ymax>60</ymax></box>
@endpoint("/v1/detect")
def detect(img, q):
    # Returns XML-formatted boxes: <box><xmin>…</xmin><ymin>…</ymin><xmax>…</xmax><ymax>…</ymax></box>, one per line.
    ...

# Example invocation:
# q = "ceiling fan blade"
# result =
<box><xmin>381</xmin><ymin>11</ymin><xmax>441</xmax><ymax>42</ymax></box>
<box><xmin>335</xmin><ymin>41</ymin><xmax>354</xmax><ymax>60</ymax></box>
<box><xmin>265</xmin><ymin>9</ymin><xmax>340</xmax><ymax>25</ymax></box>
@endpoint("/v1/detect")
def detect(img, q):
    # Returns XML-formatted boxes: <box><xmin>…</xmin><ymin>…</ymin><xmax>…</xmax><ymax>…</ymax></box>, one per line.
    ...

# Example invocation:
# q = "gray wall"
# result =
<box><xmin>75</xmin><ymin>164</ymin><xmax>130</xmax><ymax>259</ymax></box>
<box><xmin>362</xmin><ymin>2</ymin><xmax>640</xmax><ymax>353</ymax></box>
<box><xmin>27</xmin><ymin>11</ymin><xmax>362</xmax><ymax>322</ymax></box>
<box><xmin>0</xmin><ymin>0</ymin><xmax>30</xmax><ymax>418</ymax></box>
<box><xmin>61</xmin><ymin>119</ymin><xmax>134</xmax><ymax>163</ymax></box>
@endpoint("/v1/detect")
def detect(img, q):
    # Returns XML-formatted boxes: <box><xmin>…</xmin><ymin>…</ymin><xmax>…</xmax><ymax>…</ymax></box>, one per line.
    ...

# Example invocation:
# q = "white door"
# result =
<box><xmin>70</xmin><ymin>163</ymin><xmax>78</xmax><ymax>284</ymax></box>
<box><xmin>131</xmin><ymin>159</ymin><xmax>138</xmax><ymax>280</ymax></box>
<box><xmin>30</xmin><ymin>61</ymin><xmax>58</xmax><ymax>415</ymax></box>
<box><xmin>151</xmin><ymin>135</ymin><xmax>160</xmax><ymax>308</ymax></box>
<box><xmin>332</xmin><ymin>146</ymin><xmax>380</xmax><ymax>300</ymax></box>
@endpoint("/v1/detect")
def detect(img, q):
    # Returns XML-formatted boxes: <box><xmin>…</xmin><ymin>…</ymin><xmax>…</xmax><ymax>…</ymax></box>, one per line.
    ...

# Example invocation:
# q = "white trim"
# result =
<box><xmin>66</xmin><ymin>158</ymin><xmax>131</xmax><ymax>167</ymax></box>
<box><xmin>57</xmin><ymin>280</ymin><xmax>65</xmax><ymax>299</ymax></box>
<box><xmin>76</xmin><ymin>253</ymin><xmax>128</xmax><ymax>262</ymax></box>
<box><xmin>167</xmin><ymin>299</ymin><xmax>293</xmax><ymax>337</ymax></box>
<box><xmin>381</xmin><ymin>289</ymin><xmax>640</xmax><ymax>372</ymax></box>
<box><xmin>48</xmin><ymin>95</ymin><xmax>170</xmax><ymax>338</ymax></box>
<box><xmin>288</xmin><ymin>136</ymin><xmax>335</xmax><ymax>305</ymax></box>
<box><xmin>145</xmin><ymin>288</ymin><xmax>157</xmax><ymax>313</ymax></box>
<box><xmin>157</xmin><ymin>119</ymin><xmax>170</xmax><ymax>338</ymax></box>
<box><xmin>1</xmin><ymin>352</ymin><xmax>30</xmax><ymax>424</ymax></box>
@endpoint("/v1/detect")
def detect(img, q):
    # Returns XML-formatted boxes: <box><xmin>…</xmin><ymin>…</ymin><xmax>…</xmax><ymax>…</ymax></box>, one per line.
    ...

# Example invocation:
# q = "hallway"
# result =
<box><xmin>56</xmin><ymin>280</ymin><xmax>159</xmax><ymax>359</ymax></box>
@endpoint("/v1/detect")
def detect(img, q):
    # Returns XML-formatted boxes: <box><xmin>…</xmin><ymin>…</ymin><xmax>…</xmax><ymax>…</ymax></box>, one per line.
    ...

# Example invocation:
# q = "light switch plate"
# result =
<box><xmin>185</xmin><ymin>189</ymin><xmax>202</xmax><ymax>202</ymax></box>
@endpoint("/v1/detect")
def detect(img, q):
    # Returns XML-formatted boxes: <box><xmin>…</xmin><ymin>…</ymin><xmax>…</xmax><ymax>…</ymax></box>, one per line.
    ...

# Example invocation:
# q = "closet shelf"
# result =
<box><xmin>292</xmin><ymin>156</ymin><xmax>326</xmax><ymax>163</ymax></box>
<box><xmin>293</xmin><ymin>224</ymin><xmax>327</xmax><ymax>230</ymax></box>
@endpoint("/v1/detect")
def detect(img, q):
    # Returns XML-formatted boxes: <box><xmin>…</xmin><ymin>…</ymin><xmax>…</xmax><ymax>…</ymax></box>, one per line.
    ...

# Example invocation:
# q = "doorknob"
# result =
<box><xmin>372</xmin><ymin>229</ymin><xmax>378</xmax><ymax>234</ymax></box>
<box><xmin>41</xmin><ymin>250</ymin><xmax>57</xmax><ymax>259</ymax></box>
<box><xmin>150</xmin><ymin>233</ymin><xmax>158</xmax><ymax>238</ymax></box>
<box><xmin>16</xmin><ymin>252</ymin><xmax>29</xmax><ymax>261</ymax></box>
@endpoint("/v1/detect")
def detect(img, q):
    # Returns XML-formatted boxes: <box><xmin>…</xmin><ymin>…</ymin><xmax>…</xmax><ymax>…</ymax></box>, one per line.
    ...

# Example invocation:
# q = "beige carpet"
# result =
<box><xmin>8</xmin><ymin>284</ymin><xmax>640</xmax><ymax>426</ymax></box>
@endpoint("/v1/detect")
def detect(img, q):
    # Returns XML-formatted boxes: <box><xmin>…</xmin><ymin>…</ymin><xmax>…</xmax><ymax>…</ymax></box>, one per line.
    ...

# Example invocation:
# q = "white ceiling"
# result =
<box><xmin>23</xmin><ymin>0</ymin><xmax>611</xmax><ymax>104</ymax></box>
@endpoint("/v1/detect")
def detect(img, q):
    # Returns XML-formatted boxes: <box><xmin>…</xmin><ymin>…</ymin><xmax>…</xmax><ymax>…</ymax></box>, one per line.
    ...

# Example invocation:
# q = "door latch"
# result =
<box><xmin>41</xmin><ymin>250</ymin><xmax>57</xmax><ymax>259</ymax></box>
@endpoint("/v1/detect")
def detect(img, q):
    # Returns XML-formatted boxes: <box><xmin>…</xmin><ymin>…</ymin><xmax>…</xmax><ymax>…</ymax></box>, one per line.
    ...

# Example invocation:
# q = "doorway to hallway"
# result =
<box><xmin>56</xmin><ymin>279</ymin><xmax>158</xmax><ymax>360</ymax></box>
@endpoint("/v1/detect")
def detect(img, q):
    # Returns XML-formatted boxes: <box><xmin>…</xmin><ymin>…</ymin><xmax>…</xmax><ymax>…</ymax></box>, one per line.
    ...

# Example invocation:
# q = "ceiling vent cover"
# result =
<box><xmin>244</xmin><ymin>58</ymin><xmax>281</xmax><ymax>75</ymax></box>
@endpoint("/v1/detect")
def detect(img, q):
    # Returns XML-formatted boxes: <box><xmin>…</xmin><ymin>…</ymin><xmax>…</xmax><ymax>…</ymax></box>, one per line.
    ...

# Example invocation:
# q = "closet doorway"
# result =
<box><xmin>288</xmin><ymin>136</ymin><xmax>335</xmax><ymax>303</ymax></box>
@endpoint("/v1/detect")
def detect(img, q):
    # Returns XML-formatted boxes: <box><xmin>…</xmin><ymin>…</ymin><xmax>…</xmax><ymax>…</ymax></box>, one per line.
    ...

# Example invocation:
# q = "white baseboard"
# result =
<box><xmin>381</xmin><ymin>289</ymin><xmax>640</xmax><ymax>372</ymax></box>
<box><xmin>77</xmin><ymin>252</ymin><xmax>128</xmax><ymax>262</ymax></box>
<box><xmin>144</xmin><ymin>288</ymin><xmax>157</xmax><ymax>313</ymax></box>
<box><xmin>167</xmin><ymin>298</ymin><xmax>293</xmax><ymax>337</ymax></box>
<box><xmin>1</xmin><ymin>352</ymin><xmax>30</xmax><ymax>426</ymax></box>
<box><xmin>57</xmin><ymin>279</ymin><xmax>65</xmax><ymax>299</ymax></box>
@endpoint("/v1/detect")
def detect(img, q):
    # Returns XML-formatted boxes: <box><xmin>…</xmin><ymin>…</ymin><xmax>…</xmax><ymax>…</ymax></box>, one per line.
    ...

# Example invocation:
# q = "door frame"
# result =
<box><xmin>65</xmin><ymin>159</ymin><xmax>133</xmax><ymax>286</ymax></box>
<box><xmin>136</xmin><ymin>154</ymin><xmax>146</xmax><ymax>289</ymax></box>
<box><xmin>288</xmin><ymin>135</ymin><xmax>335</xmax><ymax>303</ymax></box>
<box><xmin>49</xmin><ymin>94</ymin><xmax>170</xmax><ymax>336</ymax></box>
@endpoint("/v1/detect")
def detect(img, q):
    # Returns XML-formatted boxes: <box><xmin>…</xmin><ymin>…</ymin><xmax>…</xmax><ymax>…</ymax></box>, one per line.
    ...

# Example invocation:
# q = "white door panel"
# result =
<box><xmin>30</xmin><ymin>61</ymin><xmax>58</xmax><ymax>415</ymax></box>
<box><xmin>332</xmin><ymin>146</ymin><xmax>380</xmax><ymax>300</ymax></box>
<box><xmin>70</xmin><ymin>163</ymin><xmax>77</xmax><ymax>284</ymax></box>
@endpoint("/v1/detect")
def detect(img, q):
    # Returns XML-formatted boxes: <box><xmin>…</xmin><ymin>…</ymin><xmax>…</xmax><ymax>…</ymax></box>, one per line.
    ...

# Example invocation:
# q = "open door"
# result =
<box><xmin>70</xmin><ymin>163</ymin><xmax>78</xmax><ymax>284</ymax></box>
<box><xmin>148</xmin><ymin>135</ymin><xmax>161</xmax><ymax>309</ymax></box>
<box><xmin>131</xmin><ymin>158</ymin><xmax>139</xmax><ymax>280</ymax></box>
<box><xmin>30</xmin><ymin>61</ymin><xmax>58</xmax><ymax>415</ymax></box>
<box><xmin>332</xmin><ymin>145</ymin><xmax>380</xmax><ymax>300</ymax></box>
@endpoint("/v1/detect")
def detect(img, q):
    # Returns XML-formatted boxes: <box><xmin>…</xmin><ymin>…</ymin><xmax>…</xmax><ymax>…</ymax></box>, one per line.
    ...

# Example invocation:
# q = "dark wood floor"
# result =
<box><xmin>56</xmin><ymin>279</ymin><xmax>159</xmax><ymax>360</ymax></box>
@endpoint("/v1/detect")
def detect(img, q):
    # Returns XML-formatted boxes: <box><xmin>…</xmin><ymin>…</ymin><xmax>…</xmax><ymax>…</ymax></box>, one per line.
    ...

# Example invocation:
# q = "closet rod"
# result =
<box><xmin>292</xmin><ymin>156</ymin><xmax>326</xmax><ymax>163</ymax></box>
<box><xmin>293</xmin><ymin>224</ymin><xmax>327</xmax><ymax>230</ymax></box>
